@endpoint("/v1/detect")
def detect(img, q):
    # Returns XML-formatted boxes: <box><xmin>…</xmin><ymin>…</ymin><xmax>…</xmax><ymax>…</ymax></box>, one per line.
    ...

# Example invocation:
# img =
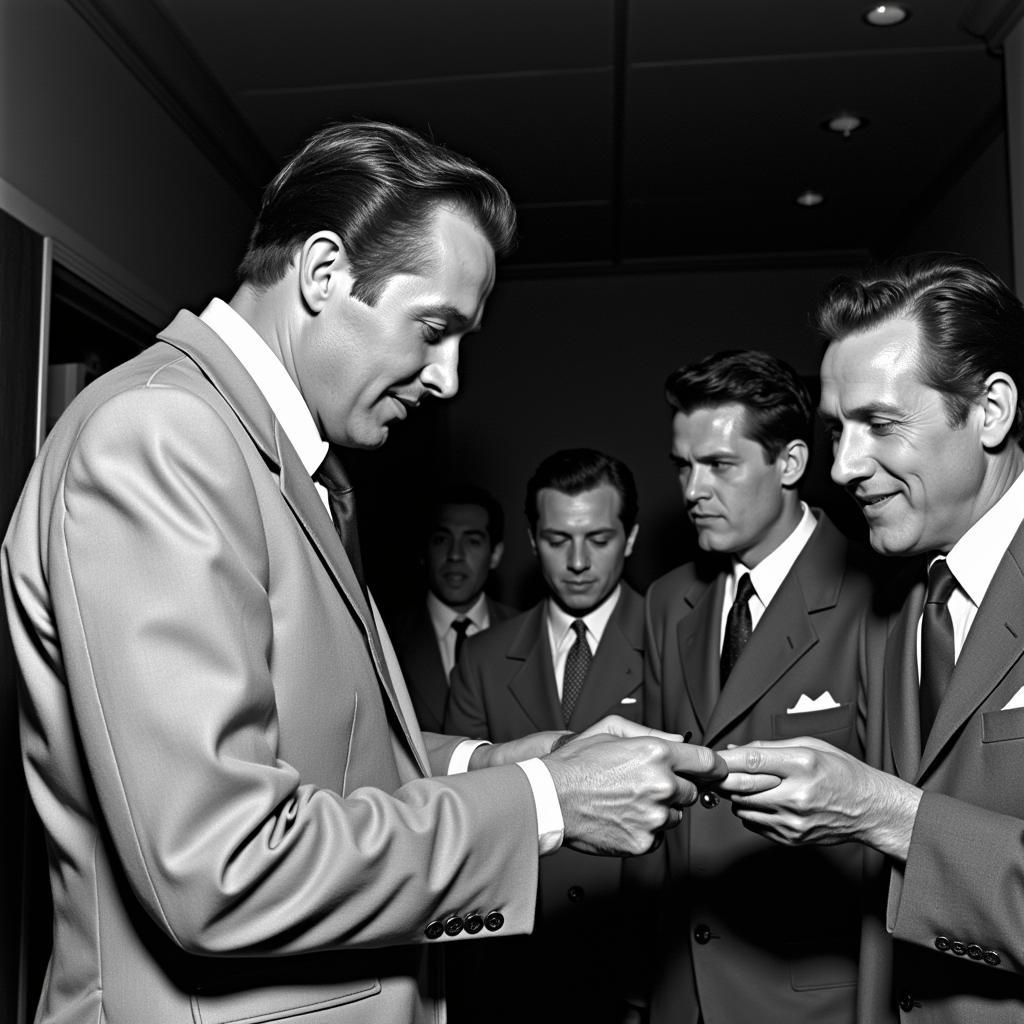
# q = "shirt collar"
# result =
<box><xmin>199</xmin><ymin>298</ymin><xmax>328</xmax><ymax>477</ymax></box>
<box><xmin>731</xmin><ymin>503</ymin><xmax>817</xmax><ymax>607</ymax></box>
<box><xmin>546</xmin><ymin>584</ymin><xmax>622</xmax><ymax>649</ymax></box>
<box><xmin>426</xmin><ymin>590</ymin><xmax>489</xmax><ymax>638</ymax></box>
<box><xmin>945</xmin><ymin>468</ymin><xmax>1024</xmax><ymax>609</ymax></box>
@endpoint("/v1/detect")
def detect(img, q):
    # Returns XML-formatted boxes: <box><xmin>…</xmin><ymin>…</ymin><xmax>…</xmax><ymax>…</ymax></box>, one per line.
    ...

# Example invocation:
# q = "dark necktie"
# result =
<box><xmin>561</xmin><ymin>619</ymin><xmax>592</xmax><ymax>725</ymax></box>
<box><xmin>314</xmin><ymin>448</ymin><xmax>365</xmax><ymax>587</ymax></box>
<box><xmin>451</xmin><ymin>618</ymin><xmax>471</xmax><ymax>666</ymax></box>
<box><xmin>919</xmin><ymin>558</ymin><xmax>958</xmax><ymax>742</ymax></box>
<box><xmin>720</xmin><ymin>572</ymin><xmax>756</xmax><ymax>685</ymax></box>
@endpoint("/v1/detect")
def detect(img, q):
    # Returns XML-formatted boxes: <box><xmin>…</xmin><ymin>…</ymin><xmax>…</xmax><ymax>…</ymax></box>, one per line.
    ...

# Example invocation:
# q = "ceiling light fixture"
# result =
<box><xmin>796</xmin><ymin>190</ymin><xmax>824</xmax><ymax>207</ymax></box>
<box><xmin>863</xmin><ymin>4</ymin><xmax>910</xmax><ymax>26</ymax></box>
<box><xmin>824</xmin><ymin>112</ymin><xmax>867</xmax><ymax>137</ymax></box>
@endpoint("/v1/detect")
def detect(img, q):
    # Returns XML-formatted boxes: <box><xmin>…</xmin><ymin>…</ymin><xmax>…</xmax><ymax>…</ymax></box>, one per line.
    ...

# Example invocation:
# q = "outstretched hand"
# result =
<box><xmin>718</xmin><ymin>737</ymin><xmax>922</xmax><ymax>860</ymax></box>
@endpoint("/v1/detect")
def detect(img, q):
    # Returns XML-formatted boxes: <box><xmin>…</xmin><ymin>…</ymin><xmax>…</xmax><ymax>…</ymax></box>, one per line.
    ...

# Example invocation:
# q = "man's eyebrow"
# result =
<box><xmin>819</xmin><ymin>400</ymin><xmax>904</xmax><ymax>420</ymax></box>
<box><xmin>417</xmin><ymin>304</ymin><xmax>473</xmax><ymax>329</ymax></box>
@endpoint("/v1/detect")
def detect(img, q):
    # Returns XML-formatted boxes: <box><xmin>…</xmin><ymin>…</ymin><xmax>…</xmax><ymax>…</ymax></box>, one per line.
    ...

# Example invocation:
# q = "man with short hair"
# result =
<box><xmin>445</xmin><ymin>447</ymin><xmax>646</xmax><ymax>1024</ymax></box>
<box><xmin>389</xmin><ymin>484</ymin><xmax>517</xmax><ymax>732</ymax></box>
<box><xmin>2</xmin><ymin>121</ymin><xmax>723</xmax><ymax>1024</ymax></box>
<box><xmin>639</xmin><ymin>350</ymin><xmax>873</xmax><ymax>1024</ymax></box>
<box><xmin>720</xmin><ymin>253</ymin><xmax>1024</xmax><ymax>1022</ymax></box>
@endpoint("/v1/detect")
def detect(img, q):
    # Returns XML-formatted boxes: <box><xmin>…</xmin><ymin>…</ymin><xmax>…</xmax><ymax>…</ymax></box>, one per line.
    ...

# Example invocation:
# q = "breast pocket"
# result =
<box><xmin>982</xmin><ymin>706</ymin><xmax>1024</xmax><ymax>743</ymax></box>
<box><xmin>771</xmin><ymin>703</ymin><xmax>855</xmax><ymax>742</ymax></box>
<box><xmin>191</xmin><ymin>974</ymin><xmax>382</xmax><ymax>1023</ymax></box>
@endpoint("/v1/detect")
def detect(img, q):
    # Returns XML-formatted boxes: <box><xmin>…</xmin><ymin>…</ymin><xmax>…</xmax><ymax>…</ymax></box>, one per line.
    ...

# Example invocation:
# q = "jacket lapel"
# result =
<box><xmin>677</xmin><ymin>574</ymin><xmax>722</xmax><ymax>734</ymax></box>
<box><xmin>569</xmin><ymin>585</ymin><xmax>644</xmax><ymax>729</ymax></box>
<box><xmin>919</xmin><ymin>534</ymin><xmax>1024</xmax><ymax>778</ymax></box>
<box><xmin>157</xmin><ymin>314</ymin><xmax>429</xmax><ymax>775</ymax></box>
<box><xmin>507</xmin><ymin>605</ymin><xmax>563</xmax><ymax>730</ymax></box>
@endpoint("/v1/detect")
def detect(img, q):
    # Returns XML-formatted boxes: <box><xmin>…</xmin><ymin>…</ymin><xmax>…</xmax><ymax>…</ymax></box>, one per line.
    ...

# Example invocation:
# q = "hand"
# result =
<box><xmin>544</xmin><ymin>733</ymin><xmax>726</xmax><ymax>857</ymax></box>
<box><xmin>718</xmin><ymin>737</ymin><xmax>922</xmax><ymax>860</ymax></box>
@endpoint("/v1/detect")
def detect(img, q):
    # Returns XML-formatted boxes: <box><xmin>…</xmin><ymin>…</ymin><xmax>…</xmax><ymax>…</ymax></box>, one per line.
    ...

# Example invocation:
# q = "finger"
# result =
<box><xmin>667</xmin><ymin>742</ymin><xmax>728</xmax><ymax>781</ymax></box>
<box><xmin>718</xmin><ymin>745</ymin><xmax>811</xmax><ymax>776</ymax></box>
<box><xmin>716</xmin><ymin>771</ymin><xmax>782</xmax><ymax>795</ymax></box>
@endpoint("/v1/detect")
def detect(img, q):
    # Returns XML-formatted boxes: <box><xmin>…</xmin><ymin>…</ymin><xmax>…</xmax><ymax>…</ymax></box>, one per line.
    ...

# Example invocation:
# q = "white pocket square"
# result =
<box><xmin>620</xmin><ymin>696</ymin><xmax>637</xmax><ymax>705</ymax></box>
<box><xmin>786</xmin><ymin>690</ymin><xmax>841</xmax><ymax>714</ymax></box>
<box><xmin>1001</xmin><ymin>686</ymin><xmax>1024</xmax><ymax>710</ymax></box>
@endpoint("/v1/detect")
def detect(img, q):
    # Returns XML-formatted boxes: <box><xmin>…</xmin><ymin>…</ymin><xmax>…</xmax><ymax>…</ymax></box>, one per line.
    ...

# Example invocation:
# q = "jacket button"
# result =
<box><xmin>425</xmin><ymin>920</ymin><xmax>444</xmax><ymax>940</ymax></box>
<box><xmin>983</xmin><ymin>949</ymin><xmax>1001</xmax><ymax>966</ymax></box>
<box><xmin>951</xmin><ymin>940</ymin><xmax>966</xmax><ymax>956</ymax></box>
<box><xmin>898</xmin><ymin>992</ymin><xmax>916</xmax><ymax>1012</ymax></box>
<box><xmin>484</xmin><ymin>911</ymin><xmax>504</xmax><ymax>932</ymax></box>
<box><xmin>694</xmin><ymin>924</ymin><xmax>712</xmax><ymax>944</ymax></box>
<box><xmin>568</xmin><ymin>886</ymin><xmax>585</xmax><ymax>903</ymax></box>
<box><xmin>966</xmin><ymin>943</ymin><xmax>983</xmax><ymax>960</ymax></box>
<box><xmin>699</xmin><ymin>791</ymin><xmax>719</xmax><ymax>809</ymax></box>
<box><xmin>464</xmin><ymin>913</ymin><xmax>484</xmax><ymax>935</ymax></box>
<box><xmin>934</xmin><ymin>935</ymin><xmax>951</xmax><ymax>952</ymax></box>
<box><xmin>444</xmin><ymin>915</ymin><xmax>464</xmax><ymax>937</ymax></box>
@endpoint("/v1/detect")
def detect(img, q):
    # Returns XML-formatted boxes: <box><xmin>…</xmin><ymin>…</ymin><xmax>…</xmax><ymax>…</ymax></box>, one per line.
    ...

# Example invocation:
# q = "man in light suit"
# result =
<box><xmin>389</xmin><ymin>484</ymin><xmax>517</xmax><ymax>732</ymax></box>
<box><xmin>445</xmin><ymin>447</ymin><xmax>646</xmax><ymax>1024</ymax></box>
<box><xmin>640</xmin><ymin>350</ymin><xmax>872</xmax><ymax>1024</ymax></box>
<box><xmin>1</xmin><ymin>121</ymin><xmax>725</xmax><ymax>1024</ymax></box>
<box><xmin>720</xmin><ymin>253</ymin><xmax>1024</xmax><ymax>1022</ymax></box>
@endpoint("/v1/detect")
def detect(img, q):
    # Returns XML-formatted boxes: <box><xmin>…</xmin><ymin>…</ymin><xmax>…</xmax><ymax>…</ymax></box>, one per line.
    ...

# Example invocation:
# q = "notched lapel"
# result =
<box><xmin>677</xmin><ymin>576</ymin><xmax>722</xmax><ymax>733</ymax></box>
<box><xmin>508</xmin><ymin>606</ymin><xmax>563</xmax><ymax>731</ymax></box>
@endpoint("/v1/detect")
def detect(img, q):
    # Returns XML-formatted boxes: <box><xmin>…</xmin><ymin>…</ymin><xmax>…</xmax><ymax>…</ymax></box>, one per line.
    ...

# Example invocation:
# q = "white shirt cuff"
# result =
<box><xmin>448</xmin><ymin>739</ymin><xmax>488</xmax><ymax>775</ymax></box>
<box><xmin>517</xmin><ymin>757</ymin><xmax>565</xmax><ymax>855</ymax></box>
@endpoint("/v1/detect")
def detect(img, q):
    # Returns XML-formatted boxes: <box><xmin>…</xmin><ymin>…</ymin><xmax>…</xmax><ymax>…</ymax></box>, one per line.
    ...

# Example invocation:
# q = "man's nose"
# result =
<box><xmin>420</xmin><ymin>338</ymin><xmax>459</xmax><ymax>400</ymax></box>
<box><xmin>449</xmin><ymin>538</ymin><xmax>465</xmax><ymax>562</ymax></box>
<box><xmin>830</xmin><ymin>428</ymin><xmax>870</xmax><ymax>487</ymax></box>
<box><xmin>683</xmin><ymin>466</ymin><xmax>708</xmax><ymax>503</ymax></box>
<box><xmin>567</xmin><ymin>539</ymin><xmax>590</xmax><ymax>573</ymax></box>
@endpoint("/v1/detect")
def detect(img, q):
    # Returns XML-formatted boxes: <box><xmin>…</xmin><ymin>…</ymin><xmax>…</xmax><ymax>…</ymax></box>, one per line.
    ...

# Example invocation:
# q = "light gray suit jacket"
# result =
<box><xmin>2</xmin><ymin>311</ymin><xmax>539</xmax><ymax>1024</ymax></box>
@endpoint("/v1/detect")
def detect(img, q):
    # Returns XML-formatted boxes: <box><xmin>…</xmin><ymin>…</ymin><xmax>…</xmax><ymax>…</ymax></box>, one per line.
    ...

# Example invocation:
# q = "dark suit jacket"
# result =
<box><xmin>388</xmin><ymin>597</ymin><xmax>517</xmax><ymax>732</ymax></box>
<box><xmin>444</xmin><ymin>583</ymin><xmax>645</xmax><ymax>1024</ymax></box>
<box><xmin>643</xmin><ymin>512</ymin><xmax>872</xmax><ymax>1024</ymax></box>
<box><xmin>1</xmin><ymin>311</ymin><xmax>540</xmax><ymax>1024</ymax></box>
<box><xmin>857</xmin><ymin>522</ymin><xmax>1024</xmax><ymax>1023</ymax></box>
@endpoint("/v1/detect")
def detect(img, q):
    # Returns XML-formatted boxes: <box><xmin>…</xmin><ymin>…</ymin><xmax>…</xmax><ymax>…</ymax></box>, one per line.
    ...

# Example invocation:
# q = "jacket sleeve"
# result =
<box><xmin>444</xmin><ymin>641</ymin><xmax>493</xmax><ymax>740</ymax></box>
<box><xmin>33</xmin><ymin>385</ymin><xmax>538</xmax><ymax>957</ymax></box>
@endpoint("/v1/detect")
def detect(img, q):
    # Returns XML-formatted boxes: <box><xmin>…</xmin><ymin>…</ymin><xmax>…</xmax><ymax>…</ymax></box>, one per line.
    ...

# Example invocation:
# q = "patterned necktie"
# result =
<box><xmin>451</xmin><ymin>618</ymin><xmax>472</xmax><ymax>667</ymax></box>
<box><xmin>720</xmin><ymin>572</ymin><xmax>755</xmax><ymax>685</ymax></box>
<box><xmin>561</xmin><ymin>619</ymin><xmax>592</xmax><ymax>725</ymax></box>
<box><xmin>314</xmin><ymin>448</ymin><xmax>365</xmax><ymax>587</ymax></box>
<box><xmin>919</xmin><ymin>558</ymin><xmax>958</xmax><ymax>742</ymax></box>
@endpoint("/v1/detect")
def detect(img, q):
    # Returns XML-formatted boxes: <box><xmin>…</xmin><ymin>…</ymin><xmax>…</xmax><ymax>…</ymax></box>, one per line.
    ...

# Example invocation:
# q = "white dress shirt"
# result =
<box><xmin>545</xmin><ymin>585</ymin><xmax>622</xmax><ymax>698</ymax></box>
<box><xmin>427</xmin><ymin>591</ymin><xmax>490</xmax><ymax>677</ymax></box>
<box><xmin>198</xmin><ymin>299</ymin><xmax>563</xmax><ymax>850</ymax></box>
<box><xmin>719</xmin><ymin>503</ymin><xmax>818</xmax><ymax>653</ymax></box>
<box><xmin>919</xmin><ymin>467</ymin><xmax>1024</xmax><ymax>671</ymax></box>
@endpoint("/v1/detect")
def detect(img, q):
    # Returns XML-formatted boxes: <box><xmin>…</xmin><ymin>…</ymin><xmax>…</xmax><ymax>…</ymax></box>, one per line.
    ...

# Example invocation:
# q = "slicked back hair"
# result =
<box><xmin>238</xmin><ymin>120</ymin><xmax>517</xmax><ymax>305</ymax></box>
<box><xmin>815</xmin><ymin>252</ymin><xmax>1024</xmax><ymax>444</ymax></box>
<box><xmin>524</xmin><ymin>448</ymin><xmax>639</xmax><ymax>534</ymax></box>
<box><xmin>424</xmin><ymin>483</ymin><xmax>505</xmax><ymax>548</ymax></box>
<box><xmin>664</xmin><ymin>350</ymin><xmax>814</xmax><ymax>462</ymax></box>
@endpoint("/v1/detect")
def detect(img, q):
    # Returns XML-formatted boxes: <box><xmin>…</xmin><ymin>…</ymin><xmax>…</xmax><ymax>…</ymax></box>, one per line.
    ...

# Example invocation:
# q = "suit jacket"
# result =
<box><xmin>642</xmin><ymin>512</ymin><xmax>872</xmax><ymax>1024</ymax></box>
<box><xmin>1</xmin><ymin>311</ymin><xmax>540</xmax><ymax>1024</ymax></box>
<box><xmin>856</xmin><ymin>522</ymin><xmax>1024</xmax><ymax>1023</ymax></box>
<box><xmin>444</xmin><ymin>584</ymin><xmax>645</xmax><ymax>1024</ymax></box>
<box><xmin>388</xmin><ymin>597</ymin><xmax>517</xmax><ymax>732</ymax></box>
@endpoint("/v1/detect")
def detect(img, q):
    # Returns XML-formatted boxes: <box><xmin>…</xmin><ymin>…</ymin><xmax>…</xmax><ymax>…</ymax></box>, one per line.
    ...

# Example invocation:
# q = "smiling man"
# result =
<box><xmin>638</xmin><ymin>350</ymin><xmax>874</xmax><ymax>1024</ymax></box>
<box><xmin>719</xmin><ymin>254</ymin><xmax>1024</xmax><ymax>1023</ymax></box>
<box><xmin>445</xmin><ymin>447</ymin><xmax>646</xmax><ymax>1024</ymax></box>
<box><xmin>2</xmin><ymin>122</ymin><xmax>724</xmax><ymax>1024</ymax></box>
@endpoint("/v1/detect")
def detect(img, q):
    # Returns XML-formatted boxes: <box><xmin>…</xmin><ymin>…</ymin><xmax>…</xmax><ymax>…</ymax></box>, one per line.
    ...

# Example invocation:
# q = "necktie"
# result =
<box><xmin>314</xmin><ymin>448</ymin><xmax>365</xmax><ymax>587</ymax></box>
<box><xmin>720</xmin><ymin>572</ymin><xmax>755</xmax><ymax>685</ymax></box>
<box><xmin>561</xmin><ymin>619</ymin><xmax>592</xmax><ymax>725</ymax></box>
<box><xmin>919</xmin><ymin>558</ymin><xmax>958</xmax><ymax>742</ymax></box>
<box><xmin>451</xmin><ymin>618</ymin><xmax>471</xmax><ymax>666</ymax></box>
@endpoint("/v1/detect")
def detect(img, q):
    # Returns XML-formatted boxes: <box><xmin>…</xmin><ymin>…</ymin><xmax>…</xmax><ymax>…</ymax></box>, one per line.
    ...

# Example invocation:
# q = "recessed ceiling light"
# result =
<box><xmin>824</xmin><ymin>113</ymin><xmax>867</xmax><ymax>137</ymax></box>
<box><xmin>796</xmin><ymin>190</ymin><xmax>824</xmax><ymax>207</ymax></box>
<box><xmin>863</xmin><ymin>4</ymin><xmax>910</xmax><ymax>26</ymax></box>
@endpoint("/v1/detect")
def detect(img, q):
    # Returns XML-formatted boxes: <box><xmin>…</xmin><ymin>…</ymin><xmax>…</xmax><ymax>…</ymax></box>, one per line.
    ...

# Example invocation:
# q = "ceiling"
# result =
<box><xmin>80</xmin><ymin>0</ymin><xmax>1017</xmax><ymax>274</ymax></box>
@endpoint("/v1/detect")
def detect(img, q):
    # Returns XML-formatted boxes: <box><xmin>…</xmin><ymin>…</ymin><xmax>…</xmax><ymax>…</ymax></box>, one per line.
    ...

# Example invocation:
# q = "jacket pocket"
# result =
<box><xmin>771</xmin><ymin>703</ymin><xmax>854</xmax><ymax>741</ymax></box>
<box><xmin>982</xmin><ymin>706</ymin><xmax>1024</xmax><ymax>743</ymax></box>
<box><xmin>191</xmin><ymin>977</ymin><xmax>382</xmax><ymax>1024</ymax></box>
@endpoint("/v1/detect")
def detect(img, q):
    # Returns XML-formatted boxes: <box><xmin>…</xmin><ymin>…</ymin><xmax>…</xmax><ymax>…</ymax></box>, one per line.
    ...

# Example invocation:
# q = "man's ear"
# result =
<box><xmin>527</xmin><ymin>527</ymin><xmax>538</xmax><ymax>557</ymax></box>
<box><xmin>489</xmin><ymin>541</ymin><xmax>505</xmax><ymax>570</ymax></box>
<box><xmin>624</xmin><ymin>523</ymin><xmax>639</xmax><ymax>558</ymax></box>
<box><xmin>778</xmin><ymin>438</ymin><xmax>809</xmax><ymax>488</ymax></box>
<box><xmin>979</xmin><ymin>371</ymin><xmax>1018</xmax><ymax>450</ymax></box>
<box><xmin>297</xmin><ymin>231</ymin><xmax>351</xmax><ymax>314</ymax></box>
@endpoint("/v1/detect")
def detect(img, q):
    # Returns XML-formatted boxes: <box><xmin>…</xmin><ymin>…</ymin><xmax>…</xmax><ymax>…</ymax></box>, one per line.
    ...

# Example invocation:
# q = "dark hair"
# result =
<box><xmin>424</xmin><ymin>483</ymin><xmax>505</xmax><ymax>547</ymax></box>
<box><xmin>238</xmin><ymin>120</ymin><xmax>517</xmax><ymax>304</ymax></box>
<box><xmin>815</xmin><ymin>252</ymin><xmax>1024</xmax><ymax>443</ymax></box>
<box><xmin>664</xmin><ymin>350</ymin><xmax>814</xmax><ymax>460</ymax></box>
<box><xmin>524</xmin><ymin>449</ymin><xmax>639</xmax><ymax>534</ymax></box>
